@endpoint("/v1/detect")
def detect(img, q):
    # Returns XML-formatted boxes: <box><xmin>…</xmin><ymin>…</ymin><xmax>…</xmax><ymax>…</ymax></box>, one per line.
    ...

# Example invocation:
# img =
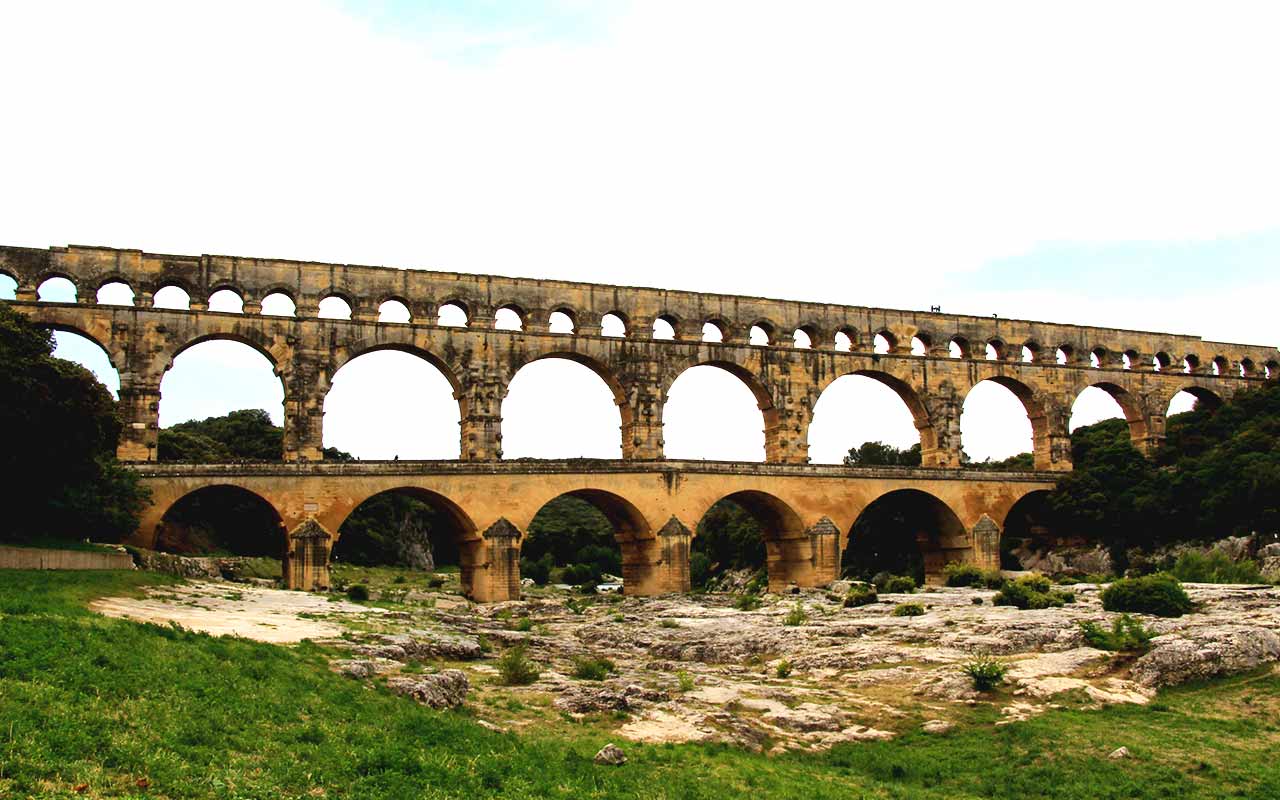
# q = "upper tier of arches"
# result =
<box><xmin>3</xmin><ymin>243</ymin><xmax>1275</xmax><ymax>380</ymax></box>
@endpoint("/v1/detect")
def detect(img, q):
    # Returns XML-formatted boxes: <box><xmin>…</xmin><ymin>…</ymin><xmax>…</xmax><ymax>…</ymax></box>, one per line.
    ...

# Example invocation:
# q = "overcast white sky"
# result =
<box><xmin>3</xmin><ymin>1</ymin><xmax>1277</xmax><ymax>463</ymax></box>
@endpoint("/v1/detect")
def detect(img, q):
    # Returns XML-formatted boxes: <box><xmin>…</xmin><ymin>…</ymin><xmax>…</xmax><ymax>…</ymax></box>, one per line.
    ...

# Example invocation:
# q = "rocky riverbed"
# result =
<box><xmin>94</xmin><ymin>577</ymin><xmax>1280</xmax><ymax>753</ymax></box>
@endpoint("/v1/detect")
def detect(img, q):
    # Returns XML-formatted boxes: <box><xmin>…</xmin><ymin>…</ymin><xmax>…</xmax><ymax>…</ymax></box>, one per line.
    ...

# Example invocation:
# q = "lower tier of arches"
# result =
<box><xmin>130</xmin><ymin>462</ymin><xmax>1053</xmax><ymax>600</ymax></box>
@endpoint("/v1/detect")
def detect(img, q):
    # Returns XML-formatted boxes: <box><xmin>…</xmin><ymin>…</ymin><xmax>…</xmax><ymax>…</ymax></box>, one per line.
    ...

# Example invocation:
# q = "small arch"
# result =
<box><xmin>652</xmin><ymin>315</ymin><xmax>677</xmax><ymax>340</ymax></box>
<box><xmin>1121</xmin><ymin>350</ymin><xmax>1137</xmax><ymax>370</ymax></box>
<box><xmin>1265</xmin><ymin>359</ymin><xmax>1278</xmax><ymax>380</ymax></box>
<box><xmin>1183</xmin><ymin>354</ymin><xmax>1200</xmax><ymax>374</ymax></box>
<box><xmin>703</xmin><ymin>320</ymin><xmax>726</xmax><ymax>343</ymax></box>
<box><xmin>949</xmin><ymin>336</ymin><xmax>970</xmax><ymax>359</ymax></box>
<box><xmin>985</xmin><ymin>340</ymin><xmax>1005</xmax><ymax>361</ymax></box>
<box><xmin>153</xmin><ymin>285</ymin><xmax>192</xmax><ymax>310</ymax></box>
<box><xmin>378</xmin><ymin>298</ymin><xmax>412</xmax><ymax>324</ymax></box>
<box><xmin>1153</xmin><ymin>352</ymin><xmax>1172</xmax><ymax>372</ymax></box>
<box><xmin>1056</xmin><ymin>345</ymin><xmax>1073</xmax><ymax>365</ymax></box>
<box><xmin>873</xmin><ymin>332</ymin><xmax>894</xmax><ymax>354</ymax></box>
<box><xmin>792</xmin><ymin>328</ymin><xmax>812</xmax><ymax>349</ymax></box>
<box><xmin>209</xmin><ymin>288</ymin><xmax>245</xmax><ymax>314</ymax></box>
<box><xmin>749</xmin><ymin>323</ymin><xmax>773</xmax><ymax>346</ymax></box>
<box><xmin>910</xmin><ymin>335</ymin><xmax>929</xmax><ymax>356</ymax></box>
<box><xmin>843</xmin><ymin>489</ymin><xmax>967</xmax><ymax>586</ymax></box>
<box><xmin>548</xmin><ymin>309</ymin><xmax>576</xmax><ymax>334</ymax></box>
<box><xmin>1089</xmin><ymin>347</ymin><xmax>1106</xmax><ymax>368</ymax></box>
<box><xmin>318</xmin><ymin>295</ymin><xmax>352</xmax><ymax>320</ymax></box>
<box><xmin>1240</xmin><ymin>358</ymin><xmax>1256</xmax><ymax>377</ymax></box>
<box><xmin>260</xmin><ymin>292</ymin><xmax>296</xmax><ymax>317</ymax></box>
<box><xmin>834</xmin><ymin>329</ymin><xmax>854</xmax><ymax>352</ymax></box>
<box><xmin>1021</xmin><ymin>342</ymin><xmax>1040</xmax><ymax>363</ymax></box>
<box><xmin>601</xmin><ymin>312</ymin><xmax>627</xmax><ymax>338</ymax></box>
<box><xmin>37</xmin><ymin>276</ymin><xmax>77</xmax><ymax>303</ymax></box>
<box><xmin>1212</xmin><ymin>356</ymin><xmax>1228</xmax><ymax>376</ymax></box>
<box><xmin>437</xmin><ymin>301</ymin><xmax>469</xmax><ymax>328</ymax></box>
<box><xmin>96</xmin><ymin>280</ymin><xmax>135</xmax><ymax>306</ymax></box>
<box><xmin>494</xmin><ymin>306</ymin><xmax>525</xmax><ymax>331</ymax></box>
<box><xmin>0</xmin><ymin>273</ymin><xmax>16</xmax><ymax>300</ymax></box>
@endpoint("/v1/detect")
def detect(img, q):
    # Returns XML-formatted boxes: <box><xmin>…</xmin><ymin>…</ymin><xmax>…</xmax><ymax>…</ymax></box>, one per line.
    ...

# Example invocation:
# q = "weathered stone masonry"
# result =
<box><xmin>2</xmin><ymin>244</ymin><xmax>1275</xmax><ymax>599</ymax></box>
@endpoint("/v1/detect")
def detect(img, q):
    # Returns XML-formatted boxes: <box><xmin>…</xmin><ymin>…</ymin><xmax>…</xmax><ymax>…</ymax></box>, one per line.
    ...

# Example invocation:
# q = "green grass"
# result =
<box><xmin>2</xmin><ymin>570</ymin><xmax>1280</xmax><ymax>798</ymax></box>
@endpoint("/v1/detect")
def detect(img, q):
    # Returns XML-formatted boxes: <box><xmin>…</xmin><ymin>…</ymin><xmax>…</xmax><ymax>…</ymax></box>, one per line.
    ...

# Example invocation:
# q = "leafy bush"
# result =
<box><xmin>560</xmin><ymin>563</ymin><xmax>596</xmax><ymax>586</ymax></box>
<box><xmin>689</xmin><ymin>551</ymin><xmax>712</xmax><ymax>589</ymax></box>
<box><xmin>734</xmin><ymin>594</ymin><xmax>763</xmax><ymax>611</ymax></box>
<box><xmin>1080</xmin><ymin>615</ymin><xmax>1155</xmax><ymax>652</ymax></box>
<box><xmin>565</xmin><ymin>598</ymin><xmax>588</xmax><ymax>615</ymax></box>
<box><xmin>783</xmin><ymin>602</ymin><xmax>808</xmax><ymax>626</ymax></box>
<box><xmin>971</xmin><ymin>596</ymin><xmax>984</xmax><ymax>605</ymax></box>
<box><xmin>892</xmin><ymin>602</ymin><xmax>925</xmax><ymax>617</ymax></box>
<box><xmin>775</xmin><ymin>659</ymin><xmax>793</xmax><ymax>679</ymax></box>
<box><xmin>676</xmin><ymin>670</ymin><xmax>695</xmax><ymax>692</ymax></box>
<box><xmin>659</xmin><ymin>619</ymin><xmax>679</xmax><ymax>628</ymax></box>
<box><xmin>983</xmin><ymin>571</ymin><xmax>1008</xmax><ymax>589</ymax></box>
<box><xmin>1170</xmin><ymin>550</ymin><xmax>1264</xmax><ymax>584</ymax></box>
<box><xmin>519</xmin><ymin>553</ymin><xmax>553</xmax><ymax>586</ymax></box>
<box><xmin>346</xmin><ymin>584</ymin><xmax>370</xmax><ymax>602</ymax></box>
<box><xmin>570</xmin><ymin>656</ymin><xmax>616</xmax><ymax>681</ymax></box>
<box><xmin>496</xmin><ymin>645</ymin><xmax>541</xmax><ymax>686</ymax></box>
<box><xmin>881</xmin><ymin>575</ymin><xmax>917</xmax><ymax>594</ymax></box>
<box><xmin>843</xmin><ymin>584</ymin><xmax>878</xmax><ymax>607</ymax></box>
<box><xmin>509</xmin><ymin>617</ymin><xmax>534</xmax><ymax>632</ymax></box>
<box><xmin>943</xmin><ymin>562</ymin><xmax>984</xmax><ymax>587</ymax></box>
<box><xmin>961</xmin><ymin>656</ymin><xmax>1009</xmax><ymax>691</ymax></box>
<box><xmin>427</xmin><ymin>575</ymin><xmax>446</xmax><ymax>589</ymax></box>
<box><xmin>992</xmin><ymin>575</ymin><xmax>1066</xmax><ymax>610</ymax></box>
<box><xmin>744</xmin><ymin>570</ymin><xmax>769</xmax><ymax>596</ymax></box>
<box><xmin>1101</xmin><ymin>574</ymin><xmax>1194</xmax><ymax>617</ymax></box>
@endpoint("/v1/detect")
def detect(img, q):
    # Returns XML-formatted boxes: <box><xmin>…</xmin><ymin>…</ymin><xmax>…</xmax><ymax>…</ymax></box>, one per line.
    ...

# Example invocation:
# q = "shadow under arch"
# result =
<box><xmin>334</xmin><ymin>486</ymin><xmax>483</xmax><ymax>596</ymax></box>
<box><xmin>155</xmin><ymin>484</ymin><xmax>287</xmax><ymax>575</ymax></box>
<box><xmin>502</xmin><ymin>351</ymin><xmax>628</xmax><ymax>458</ymax></box>
<box><xmin>521</xmin><ymin>488</ymin><xmax>658</xmax><ymax>594</ymax></box>
<box><xmin>842</xmin><ymin>488</ymin><xmax>967</xmax><ymax>586</ymax></box>
<box><xmin>999</xmin><ymin>489</ymin><xmax>1056</xmax><ymax>571</ymax></box>
<box><xmin>694</xmin><ymin>490</ymin><xmax>807</xmax><ymax>592</ymax></box>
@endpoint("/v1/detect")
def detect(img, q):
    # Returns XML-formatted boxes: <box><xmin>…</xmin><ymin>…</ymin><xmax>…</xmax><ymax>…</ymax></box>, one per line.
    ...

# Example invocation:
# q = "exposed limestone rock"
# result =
<box><xmin>1131</xmin><ymin>628</ymin><xmax>1280</xmax><ymax>688</ymax></box>
<box><xmin>332</xmin><ymin>658</ymin><xmax>399</xmax><ymax>679</ymax></box>
<box><xmin>1109</xmin><ymin>746</ymin><xmax>1130</xmax><ymax>759</ymax></box>
<box><xmin>554</xmin><ymin>685</ymin><xmax>632</xmax><ymax>714</ymax></box>
<box><xmin>378</xmin><ymin>631</ymin><xmax>483</xmax><ymax>661</ymax></box>
<box><xmin>921</xmin><ymin>719</ymin><xmax>954</xmax><ymax>734</ymax></box>
<box><xmin>386</xmin><ymin>670</ymin><xmax>470</xmax><ymax>708</ymax></box>
<box><xmin>593</xmin><ymin>743</ymin><xmax>627</xmax><ymax>766</ymax></box>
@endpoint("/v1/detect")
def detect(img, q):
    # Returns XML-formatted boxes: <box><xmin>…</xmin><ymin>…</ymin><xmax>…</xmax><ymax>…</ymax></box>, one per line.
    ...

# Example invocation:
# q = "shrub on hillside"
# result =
<box><xmin>346</xmin><ymin>584</ymin><xmax>370</xmax><ymax>602</ymax></box>
<box><xmin>961</xmin><ymin>656</ymin><xmax>1008</xmax><ymax>691</ymax></box>
<box><xmin>1170</xmin><ymin>550</ymin><xmax>1264</xmax><ymax>584</ymax></box>
<box><xmin>496</xmin><ymin>645</ymin><xmax>541</xmax><ymax>686</ymax></box>
<box><xmin>570</xmin><ymin>656</ymin><xmax>616</xmax><ymax>681</ymax></box>
<box><xmin>734</xmin><ymin>594</ymin><xmax>763</xmax><ymax>612</ymax></box>
<box><xmin>992</xmin><ymin>575</ymin><xmax>1072</xmax><ymax>610</ymax></box>
<box><xmin>943</xmin><ymin>562</ymin><xmax>984</xmax><ymax>587</ymax></box>
<box><xmin>1101</xmin><ymin>574</ymin><xmax>1193</xmax><ymax>617</ymax></box>
<box><xmin>880</xmin><ymin>575</ymin><xmax>917</xmax><ymax>594</ymax></box>
<box><xmin>892</xmin><ymin>602</ymin><xmax>925</xmax><ymax>617</ymax></box>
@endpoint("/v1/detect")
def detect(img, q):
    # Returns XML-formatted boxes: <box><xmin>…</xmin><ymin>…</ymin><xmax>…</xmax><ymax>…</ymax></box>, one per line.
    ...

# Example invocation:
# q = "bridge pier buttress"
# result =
<box><xmin>116</xmin><ymin>378</ymin><xmax>161</xmax><ymax>461</ymax></box>
<box><xmin>463</xmin><ymin>519</ymin><xmax>522</xmax><ymax>602</ymax></box>
<box><xmin>282</xmin><ymin>353</ymin><xmax>328</xmax><ymax>462</ymax></box>
<box><xmin>285</xmin><ymin>518</ymin><xmax>332</xmax><ymax>591</ymax></box>
<box><xmin>618</xmin><ymin>368</ymin><xmax>665</xmax><ymax>460</ymax></box>
<box><xmin>621</xmin><ymin>517</ymin><xmax>693</xmax><ymax>595</ymax></box>
<box><xmin>764</xmin><ymin>518</ymin><xmax>843</xmax><ymax>593</ymax></box>
<box><xmin>457</xmin><ymin>376</ymin><xmax>506</xmax><ymax>461</ymax></box>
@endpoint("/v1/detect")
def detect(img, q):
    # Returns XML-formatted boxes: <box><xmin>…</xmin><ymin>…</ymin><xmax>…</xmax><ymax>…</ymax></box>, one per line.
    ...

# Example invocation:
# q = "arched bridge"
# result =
<box><xmin>4</xmin><ymin>243</ymin><xmax>1276</xmax><ymax>598</ymax></box>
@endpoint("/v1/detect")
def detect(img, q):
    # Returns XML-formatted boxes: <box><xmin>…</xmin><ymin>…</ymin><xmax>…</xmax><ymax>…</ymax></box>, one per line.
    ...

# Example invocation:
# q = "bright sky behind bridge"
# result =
<box><xmin>2</xmin><ymin>1</ymin><xmax>1278</xmax><ymax>463</ymax></box>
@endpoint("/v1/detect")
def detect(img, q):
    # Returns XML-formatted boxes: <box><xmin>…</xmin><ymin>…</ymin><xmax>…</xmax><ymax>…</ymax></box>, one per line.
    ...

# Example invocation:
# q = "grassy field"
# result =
<box><xmin>1</xmin><ymin>570</ymin><xmax>1278</xmax><ymax>799</ymax></box>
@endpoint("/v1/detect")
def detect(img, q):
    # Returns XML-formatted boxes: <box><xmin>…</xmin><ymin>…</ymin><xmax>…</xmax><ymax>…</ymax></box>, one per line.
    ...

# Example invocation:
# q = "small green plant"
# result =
<box><xmin>775</xmin><ymin>659</ymin><xmax>793</xmax><ymax>679</ymax></box>
<box><xmin>659</xmin><ymin>618</ymin><xmax>679</xmax><ymax>628</ymax></box>
<box><xmin>676</xmin><ymin>670</ymin><xmax>695</xmax><ymax>692</ymax></box>
<box><xmin>961</xmin><ymin>656</ymin><xmax>1008</xmax><ymax>691</ymax></box>
<box><xmin>510</xmin><ymin>616</ymin><xmax>535</xmax><ymax>632</ymax></box>
<box><xmin>734</xmin><ymin>594</ymin><xmax>763</xmax><ymax>611</ymax></box>
<box><xmin>1171</xmin><ymin>550</ymin><xmax>1264</xmax><ymax>584</ymax></box>
<box><xmin>744</xmin><ymin>570</ymin><xmax>769</xmax><ymax>596</ymax></box>
<box><xmin>427</xmin><ymin>575</ymin><xmax>446</xmax><ymax>589</ymax></box>
<box><xmin>892</xmin><ymin>602</ymin><xmax>925</xmax><ymax>617</ymax></box>
<box><xmin>971</xmin><ymin>596</ymin><xmax>984</xmax><ymax>605</ymax></box>
<box><xmin>393</xmin><ymin>575</ymin><xmax>406</xmax><ymax>584</ymax></box>
<box><xmin>346</xmin><ymin>584</ymin><xmax>370</xmax><ymax>602</ymax></box>
<box><xmin>611</xmin><ymin>612</ymin><xmax>625</xmax><ymax>622</ymax></box>
<box><xmin>571</xmin><ymin>656</ymin><xmax>617</xmax><ymax>681</ymax></box>
<box><xmin>1101</xmin><ymin>573</ymin><xmax>1194</xmax><ymax>617</ymax></box>
<box><xmin>843</xmin><ymin>584</ymin><xmax>878</xmax><ymax>607</ymax></box>
<box><xmin>882</xmin><ymin>575</ymin><xmax>917</xmax><ymax>594</ymax></box>
<box><xmin>1080</xmin><ymin>614</ymin><xmax>1156</xmax><ymax>652</ymax></box>
<box><xmin>993</xmin><ymin>575</ymin><xmax>1065</xmax><ymax>610</ymax></box>
<box><xmin>943</xmin><ymin>562</ymin><xmax>984</xmax><ymax>587</ymax></box>
<box><xmin>783</xmin><ymin>602</ymin><xmax>808</xmax><ymax>626</ymax></box>
<box><xmin>565</xmin><ymin>598</ymin><xmax>588</xmax><ymax>615</ymax></box>
<box><xmin>495</xmin><ymin>645</ymin><xmax>541</xmax><ymax>686</ymax></box>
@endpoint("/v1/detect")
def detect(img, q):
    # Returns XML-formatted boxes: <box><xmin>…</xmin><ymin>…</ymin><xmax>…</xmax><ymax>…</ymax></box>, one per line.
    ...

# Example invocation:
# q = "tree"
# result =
<box><xmin>0</xmin><ymin>305</ymin><xmax>149</xmax><ymax>543</ymax></box>
<box><xmin>844</xmin><ymin>441</ymin><xmax>922</xmax><ymax>467</ymax></box>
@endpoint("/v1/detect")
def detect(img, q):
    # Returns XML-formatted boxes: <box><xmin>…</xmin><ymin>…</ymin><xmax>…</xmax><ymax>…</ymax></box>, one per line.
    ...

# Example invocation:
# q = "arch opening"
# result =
<box><xmin>873</xmin><ymin>332</ymin><xmax>893</xmax><ymax>354</ymax></box>
<box><xmin>999</xmin><ymin>490</ymin><xmax>1055</xmax><ymax>572</ymax></box>
<box><xmin>949</xmin><ymin>337</ymin><xmax>969</xmax><ymax>359</ymax></box>
<box><xmin>1056</xmin><ymin>346</ymin><xmax>1073</xmax><ymax>365</ymax></box>
<box><xmin>703</xmin><ymin>321</ymin><xmax>726</xmax><ymax>343</ymax></box>
<box><xmin>0</xmin><ymin>272</ymin><xmax>16</xmax><ymax>299</ymax></box>
<box><xmin>437</xmin><ymin>302</ymin><xmax>468</xmax><ymax>327</ymax></box>
<box><xmin>749</xmin><ymin>324</ymin><xmax>772</xmax><ymax>346</ymax></box>
<box><xmin>842</xmin><ymin>489</ymin><xmax>967</xmax><ymax>587</ymax></box>
<box><xmin>985</xmin><ymin>341</ymin><xmax>1004</xmax><ymax>361</ymax></box>
<box><xmin>324</xmin><ymin>348</ymin><xmax>460</xmax><ymax>459</ymax></box>
<box><xmin>378</xmin><ymin>299</ymin><xmax>411</xmax><ymax>323</ymax></box>
<box><xmin>960</xmin><ymin>378</ymin><xmax>1035</xmax><ymax>467</ymax></box>
<box><xmin>318</xmin><ymin>295</ymin><xmax>352</xmax><ymax>320</ymax></box>
<box><xmin>1167</xmin><ymin>387</ymin><xmax>1222</xmax><ymax>418</ymax></box>
<box><xmin>153</xmin><ymin>285</ymin><xmax>192</xmax><ymax>310</ymax></box>
<box><xmin>1022</xmin><ymin>344</ymin><xmax>1038</xmax><ymax>363</ymax></box>
<box><xmin>548</xmin><ymin>310</ymin><xmax>576</xmax><ymax>334</ymax></box>
<box><xmin>808</xmin><ymin>373</ymin><xmax>921</xmax><ymax>465</ymax></box>
<box><xmin>652</xmin><ymin>316</ymin><xmax>676</xmax><ymax>340</ymax></box>
<box><xmin>520</xmin><ymin>490</ymin><xmax>648</xmax><ymax>592</ymax></box>
<box><xmin>208</xmin><ymin>288</ymin><xmax>244</xmax><ymax>314</ymax></box>
<box><xmin>910</xmin><ymin>336</ymin><xmax>928</xmax><ymax>356</ymax></box>
<box><xmin>159</xmin><ymin>339</ymin><xmax>283</xmax><ymax>436</ymax></box>
<box><xmin>96</xmin><ymin>281</ymin><xmax>134</xmax><ymax>306</ymax></box>
<box><xmin>156</xmin><ymin>485</ymin><xmax>285</xmax><ymax>573</ymax></box>
<box><xmin>260</xmin><ymin>292</ymin><xmax>295</xmax><ymax>316</ymax></box>
<box><xmin>1069</xmin><ymin>383</ymin><xmax>1138</xmax><ymax>436</ymax></box>
<box><xmin>695</xmin><ymin>490</ymin><xmax>804</xmax><ymax>592</ymax></box>
<box><xmin>494</xmin><ymin>307</ymin><xmax>524</xmax><ymax>331</ymax></box>
<box><xmin>793</xmin><ymin>328</ymin><xmax>813</xmax><ymax>349</ymax></box>
<box><xmin>600</xmin><ymin>312</ymin><xmax>626</xmax><ymax>338</ymax></box>
<box><xmin>501</xmin><ymin>356</ymin><xmax>623</xmax><ymax>459</ymax></box>
<box><xmin>50</xmin><ymin>329</ymin><xmax>121</xmax><ymax>399</ymax></box>
<box><xmin>663</xmin><ymin>364</ymin><xmax>767</xmax><ymax>461</ymax></box>
<box><xmin>834</xmin><ymin>330</ymin><xmax>853</xmax><ymax>352</ymax></box>
<box><xmin>38</xmin><ymin>276</ymin><xmax>76</xmax><ymax>303</ymax></box>
<box><xmin>690</xmin><ymin>497</ymin><xmax>766</xmax><ymax>590</ymax></box>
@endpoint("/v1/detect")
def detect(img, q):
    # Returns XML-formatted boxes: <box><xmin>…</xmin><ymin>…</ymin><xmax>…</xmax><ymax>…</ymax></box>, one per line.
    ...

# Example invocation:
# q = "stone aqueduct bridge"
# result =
<box><xmin>3</xmin><ymin>244</ymin><xmax>1277</xmax><ymax>599</ymax></box>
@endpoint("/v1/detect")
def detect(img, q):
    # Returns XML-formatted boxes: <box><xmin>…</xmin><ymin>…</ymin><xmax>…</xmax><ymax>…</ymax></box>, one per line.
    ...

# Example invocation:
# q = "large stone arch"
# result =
<box><xmin>959</xmin><ymin>375</ymin><xmax>1065</xmax><ymax>470</ymax></box>
<box><xmin>1071</xmin><ymin>380</ymin><xmax>1158</xmax><ymax>454</ymax></box>
<box><xmin>692</xmin><ymin>489</ymin><xmax>816</xmax><ymax>592</ymax></box>
<box><xmin>812</xmin><ymin>367</ymin><xmax>941</xmax><ymax>464</ymax></box>
<box><xmin>661</xmin><ymin>358</ymin><xmax>780</xmax><ymax>460</ymax></box>
<box><xmin>843</xmin><ymin>487</ymin><xmax>969</xmax><ymax>585</ymax></box>
<box><xmin>501</xmin><ymin>350</ymin><xmax>629</xmax><ymax>459</ymax></box>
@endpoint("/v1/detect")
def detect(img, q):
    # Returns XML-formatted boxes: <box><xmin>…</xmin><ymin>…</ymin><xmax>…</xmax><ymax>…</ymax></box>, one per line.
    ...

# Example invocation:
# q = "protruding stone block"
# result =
<box><xmin>287</xmin><ymin>518</ymin><xmax>332</xmax><ymax>591</ymax></box>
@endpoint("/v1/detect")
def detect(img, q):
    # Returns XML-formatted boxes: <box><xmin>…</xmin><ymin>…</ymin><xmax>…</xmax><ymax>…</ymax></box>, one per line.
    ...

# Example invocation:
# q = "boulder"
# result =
<box><xmin>386</xmin><ymin>670</ymin><xmax>470</xmax><ymax>708</ymax></box>
<box><xmin>1131</xmin><ymin>628</ymin><xmax>1280</xmax><ymax>687</ymax></box>
<box><xmin>380</xmin><ymin>631</ymin><xmax>483</xmax><ymax>661</ymax></box>
<box><xmin>1109</xmin><ymin>746</ymin><xmax>1130</xmax><ymax>759</ymax></box>
<box><xmin>554</xmin><ymin>685</ymin><xmax>631</xmax><ymax>714</ymax></box>
<box><xmin>594</xmin><ymin>743</ymin><xmax>627</xmax><ymax>766</ymax></box>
